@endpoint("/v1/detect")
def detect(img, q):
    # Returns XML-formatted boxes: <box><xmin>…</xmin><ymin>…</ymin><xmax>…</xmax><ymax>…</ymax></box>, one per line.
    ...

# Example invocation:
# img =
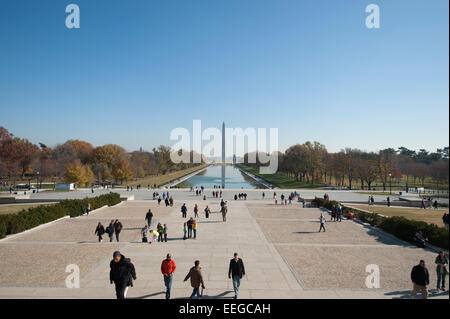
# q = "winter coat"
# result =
<box><xmin>161</xmin><ymin>259</ymin><xmax>176</xmax><ymax>276</ymax></box>
<box><xmin>435</xmin><ymin>255</ymin><xmax>449</xmax><ymax>274</ymax></box>
<box><xmin>228</xmin><ymin>258</ymin><xmax>246</xmax><ymax>278</ymax></box>
<box><xmin>114</xmin><ymin>221</ymin><xmax>123</xmax><ymax>233</ymax></box>
<box><xmin>110</xmin><ymin>255</ymin><xmax>137</xmax><ymax>286</ymax></box>
<box><xmin>184</xmin><ymin>266</ymin><xmax>204</xmax><ymax>288</ymax></box>
<box><xmin>95</xmin><ymin>225</ymin><xmax>105</xmax><ymax>236</ymax></box>
<box><xmin>411</xmin><ymin>265</ymin><xmax>429</xmax><ymax>286</ymax></box>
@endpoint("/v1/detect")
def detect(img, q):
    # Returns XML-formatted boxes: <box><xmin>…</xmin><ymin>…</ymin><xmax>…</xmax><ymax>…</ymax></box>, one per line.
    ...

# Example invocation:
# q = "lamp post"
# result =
<box><xmin>36</xmin><ymin>171</ymin><xmax>39</xmax><ymax>193</ymax></box>
<box><xmin>389</xmin><ymin>173</ymin><xmax>392</xmax><ymax>195</ymax></box>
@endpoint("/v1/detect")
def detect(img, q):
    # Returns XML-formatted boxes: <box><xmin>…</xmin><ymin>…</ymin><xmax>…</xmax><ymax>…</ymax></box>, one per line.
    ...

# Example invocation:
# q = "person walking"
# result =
<box><xmin>221</xmin><ymin>203</ymin><xmax>228</xmax><ymax>222</ymax></box>
<box><xmin>187</xmin><ymin>218</ymin><xmax>194</xmax><ymax>238</ymax></box>
<box><xmin>157</xmin><ymin>223</ymin><xmax>164</xmax><ymax>242</ymax></box>
<box><xmin>435</xmin><ymin>251</ymin><xmax>448</xmax><ymax>291</ymax></box>
<box><xmin>318</xmin><ymin>213</ymin><xmax>326</xmax><ymax>232</ymax></box>
<box><xmin>183</xmin><ymin>222</ymin><xmax>188</xmax><ymax>240</ymax></box>
<box><xmin>181</xmin><ymin>203</ymin><xmax>187</xmax><ymax>218</ymax></box>
<box><xmin>158</xmin><ymin>196</ymin><xmax>162</xmax><ymax>206</ymax></box>
<box><xmin>194</xmin><ymin>204</ymin><xmax>199</xmax><ymax>218</ymax></box>
<box><xmin>337</xmin><ymin>204</ymin><xmax>342</xmax><ymax>222</ymax></box>
<box><xmin>110</xmin><ymin>251</ymin><xmax>137</xmax><ymax>299</ymax></box>
<box><xmin>95</xmin><ymin>222</ymin><xmax>105</xmax><ymax>242</ymax></box>
<box><xmin>228</xmin><ymin>252</ymin><xmax>246</xmax><ymax>299</ymax></box>
<box><xmin>387</xmin><ymin>197</ymin><xmax>391</xmax><ymax>207</ymax></box>
<box><xmin>204</xmin><ymin>206</ymin><xmax>210</xmax><ymax>218</ymax></box>
<box><xmin>145</xmin><ymin>209</ymin><xmax>153</xmax><ymax>228</ymax></box>
<box><xmin>331</xmin><ymin>206</ymin><xmax>336</xmax><ymax>222</ymax></box>
<box><xmin>114</xmin><ymin>219</ymin><xmax>123</xmax><ymax>242</ymax></box>
<box><xmin>443</xmin><ymin>213</ymin><xmax>449</xmax><ymax>230</ymax></box>
<box><xmin>141</xmin><ymin>225</ymin><xmax>148</xmax><ymax>243</ymax></box>
<box><xmin>86</xmin><ymin>202</ymin><xmax>91</xmax><ymax>216</ymax></box>
<box><xmin>193</xmin><ymin>220</ymin><xmax>197</xmax><ymax>240</ymax></box>
<box><xmin>421</xmin><ymin>199</ymin><xmax>426</xmax><ymax>209</ymax></box>
<box><xmin>163</xmin><ymin>224</ymin><xmax>168</xmax><ymax>242</ymax></box>
<box><xmin>184</xmin><ymin>260</ymin><xmax>205</xmax><ymax>299</ymax></box>
<box><xmin>161</xmin><ymin>253</ymin><xmax>176</xmax><ymax>299</ymax></box>
<box><xmin>107</xmin><ymin>219</ymin><xmax>115</xmax><ymax>242</ymax></box>
<box><xmin>410</xmin><ymin>260</ymin><xmax>430</xmax><ymax>299</ymax></box>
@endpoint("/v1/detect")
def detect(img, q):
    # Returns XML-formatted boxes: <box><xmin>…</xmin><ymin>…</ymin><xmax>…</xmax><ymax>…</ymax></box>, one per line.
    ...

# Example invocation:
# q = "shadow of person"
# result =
<box><xmin>131</xmin><ymin>291</ymin><xmax>165</xmax><ymax>299</ymax></box>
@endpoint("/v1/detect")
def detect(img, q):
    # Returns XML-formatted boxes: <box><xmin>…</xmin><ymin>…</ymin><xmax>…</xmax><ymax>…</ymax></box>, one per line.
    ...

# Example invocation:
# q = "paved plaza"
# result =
<box><xmin>0</xmin><ymin>196</ymin><xmax>448</xmax><ymax>299</ymax></box>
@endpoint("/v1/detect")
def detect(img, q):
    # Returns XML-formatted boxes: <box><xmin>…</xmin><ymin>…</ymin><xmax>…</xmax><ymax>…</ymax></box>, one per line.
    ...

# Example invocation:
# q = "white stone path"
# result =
<box><xmin>0</xmin><ymin>200</ymin><xmax>447</xmax><ymax>299</ymax></box>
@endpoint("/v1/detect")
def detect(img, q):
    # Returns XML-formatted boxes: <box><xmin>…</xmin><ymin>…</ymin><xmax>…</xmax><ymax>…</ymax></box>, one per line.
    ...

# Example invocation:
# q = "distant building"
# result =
<box><xmin>233</xmin><ymin>154</ymin><xmax>237</xmax><ymax>164</ymax></box>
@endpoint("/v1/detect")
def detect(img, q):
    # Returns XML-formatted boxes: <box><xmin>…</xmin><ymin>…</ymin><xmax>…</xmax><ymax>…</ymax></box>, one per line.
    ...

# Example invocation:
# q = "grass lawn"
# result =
<box><xmin>348</xmin><ymin>204</ymin><xmax>449</xmax><ymax>227</ymax></box>
<box><xmin>238</xmin><ymin>165</ymin><xmax>324</xmax><ymax>189</ymax></box>
<box><xmin>123</xmin><ymin>164</ymin><xmax>209</xmax><ymax>187</ymax></box>
<box><xmin>0</xmin><ymin>203</ymin><xmax>55</xmax><ymax>215</ymax></box>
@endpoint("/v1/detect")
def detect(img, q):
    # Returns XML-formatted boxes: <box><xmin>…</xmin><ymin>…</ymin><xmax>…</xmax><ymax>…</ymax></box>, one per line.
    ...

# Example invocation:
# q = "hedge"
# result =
<box><xmin>0</xmin><ymin>192</ymin><xmax>121</xmax><ymax>239</ymax></box>
<box><xmin>312</xmin><ymin>197</ymin><xmax>449</xmax><ymax>250</ymax></box>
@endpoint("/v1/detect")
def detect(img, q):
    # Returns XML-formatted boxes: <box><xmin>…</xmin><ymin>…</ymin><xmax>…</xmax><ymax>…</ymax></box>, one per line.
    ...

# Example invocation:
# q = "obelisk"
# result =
<box><xmin>221</xmin><ymin>122</ymin><xmax>225</xmax><ymax>188</ymax></box>
<box><xmin>222</xmin><ymin>122</ymin><xmax>225</xmax><ymax>164</ymax></box>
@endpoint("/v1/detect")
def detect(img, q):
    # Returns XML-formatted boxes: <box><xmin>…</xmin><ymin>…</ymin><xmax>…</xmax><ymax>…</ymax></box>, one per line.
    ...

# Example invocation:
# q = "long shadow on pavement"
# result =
<box><xmin>384</xmin><ymin>289</ymin><xmax>449</xmax><ymax>299</ymax></box>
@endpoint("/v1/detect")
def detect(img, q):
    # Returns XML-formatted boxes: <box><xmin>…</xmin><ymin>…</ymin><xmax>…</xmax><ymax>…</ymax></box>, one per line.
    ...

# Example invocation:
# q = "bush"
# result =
<box><xmin>312</xmin><ymin>198</ymin><xmax>449</xmax><ymax>250</ymax></box>
<box><xmin>0</xmin><ymin>193</ymin><xmax>121</xmax><ymax>239</ymax></box>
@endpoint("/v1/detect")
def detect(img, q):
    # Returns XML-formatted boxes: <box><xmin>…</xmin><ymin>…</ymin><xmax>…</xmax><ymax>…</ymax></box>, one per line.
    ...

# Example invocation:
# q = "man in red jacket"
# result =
<box><xmin>161</xmin><ymin>253</ymin><xmax>176</xmax><ymax>299</ymax></box>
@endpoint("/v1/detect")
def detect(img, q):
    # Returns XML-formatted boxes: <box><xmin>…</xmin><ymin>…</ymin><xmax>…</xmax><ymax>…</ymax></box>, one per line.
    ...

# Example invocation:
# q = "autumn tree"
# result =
<box><xmin>64</xmin><ymin>162</ymin><xmax>94</xmax><ymax>187</ymax></box>
<box><xmin>378</xmin><ymin>148</ymin><xmax>397</xmax><ymax>191</ymax></box>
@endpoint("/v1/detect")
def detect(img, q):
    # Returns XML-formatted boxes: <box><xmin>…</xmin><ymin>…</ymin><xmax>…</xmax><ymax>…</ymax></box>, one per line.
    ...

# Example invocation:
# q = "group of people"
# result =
<box><xmin>410</xmin><ymin>252</ymin><xmax>448</xmax><ymax>299</ymax></box>
<box><xmin>94</xmin><ymin>219</ymin><xmax>123</xmax><ymax>242</ymax></box>
<box><xmin>330</xmin><ymin>204</ymin><xmax>343</xmax><ymax>222</ymax></box>
<box><xmin>183</xmin><ymin>217</ymin><xmax>198</xmax><ymax>240</ymax></box>
<box><xmin>110</xmin><ymin>251</ymin><xmax>246</xmax><ymax>299</ymax></box>
<box><xmin>142</xmin><ymin>209</ymin><xmax>168</xmax><ymax>243</ymax></box>
<box><xmin>273</xmin><ymin>192</ymin><xmax>296</xmax><ymax>205</ymax></box>
<box><xmin>212</xmin><ymin>190</ymin><xmax>222</xmax><ymax>198</ymax></box>
<box><xmin>234</xmin><ymin>193</ymin><xmax>247</xmax><ymax>200</ymax></box>
<box><xmin>421</xmin><ymin>198</ymin><xmax>440</xmax><ymax>209</ymax></box>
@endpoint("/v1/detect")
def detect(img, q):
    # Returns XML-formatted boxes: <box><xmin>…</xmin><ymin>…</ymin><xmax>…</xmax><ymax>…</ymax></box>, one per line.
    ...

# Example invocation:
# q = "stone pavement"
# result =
<box><xmin>0</xmin><ymin>199</ymin><xmax>448</xmax><ymax>299</ymax></box>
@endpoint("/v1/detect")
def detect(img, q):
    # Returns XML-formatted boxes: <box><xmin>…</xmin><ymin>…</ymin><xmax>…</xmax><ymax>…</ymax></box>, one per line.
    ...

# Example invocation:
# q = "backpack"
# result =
<box><xmin>105</xmin><ymin>227</ymin><xmax>110</xmax><ymax>234</ymax></box>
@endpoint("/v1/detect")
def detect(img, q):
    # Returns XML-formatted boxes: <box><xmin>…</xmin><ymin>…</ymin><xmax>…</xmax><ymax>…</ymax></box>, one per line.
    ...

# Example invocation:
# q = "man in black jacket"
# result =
<box><xmin>110</xmin><ymin>251</ymin><xmax>137</xmax><ymax>299</ymax></box>
<box><xmin>410</xmin><ymin>260</ymin><xmax>429</xmax><ymax>299</ymax></box>
<box><xmin>181</xmin><ymin>204</ymin><xmax>187</xmax><ymax>218</ymax></box>
<box><xmin>228</xmin><ymin>252</ymin><xmax>245</xmax><ymax>299</ymax></box>
<box><xmin>145</xmin><ymin>209</ymin><xmax>153</xmax><ymax>228</ymax></box>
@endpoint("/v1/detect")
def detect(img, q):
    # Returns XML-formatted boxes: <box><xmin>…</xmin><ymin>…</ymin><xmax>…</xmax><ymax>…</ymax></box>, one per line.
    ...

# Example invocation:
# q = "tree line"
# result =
<box><xmin>0</xmin><ymin>127</ymin><xmax>202</xmax><ymax>187</ymax></box>
<box><xmin>244</xmin><ymin>142</ymin><xmax>449</xmax><ymax>190</ymax></box>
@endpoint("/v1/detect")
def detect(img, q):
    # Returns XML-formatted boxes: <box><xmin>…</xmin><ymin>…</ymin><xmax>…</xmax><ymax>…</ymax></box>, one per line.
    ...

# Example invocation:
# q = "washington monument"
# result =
<box><xmin>222</xmin><ymin>122</ymin><xmax>225</xmax><ymax>163</ymax></box>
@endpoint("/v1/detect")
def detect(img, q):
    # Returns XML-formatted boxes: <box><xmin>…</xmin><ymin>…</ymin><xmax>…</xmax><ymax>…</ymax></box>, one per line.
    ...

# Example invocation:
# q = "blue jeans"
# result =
<box><xmin>190</xmin><ymin>287</ymin><xmax>201</xmax><ymax>299</ymax></box>
<box><xmin>193</xmin><ymin>229</ymin><xmax>197</xmax><ymax>239</ymax></box>
<box><xmin>163</xmin><ymin>274</ymin><xmax>173</xmax><ymax>299</ymax></box>
<box><xmin>147</xmin><ymin>219</ymin><xmax>152</xmax><ymax>228</ymax></box>
<box><xmin>232</xmin><ymin>275</ymin><xmax>241</xmax><ymax>297</ymax></box>
<box><xmin>437</xmin><ymin>270</ymin><xmax>446</xmax><ymax>289</ymax></box>
<box><xmin>115</xmin><ymin>232</ymin><xmax>120</xmax><ymax>242</ymax></box>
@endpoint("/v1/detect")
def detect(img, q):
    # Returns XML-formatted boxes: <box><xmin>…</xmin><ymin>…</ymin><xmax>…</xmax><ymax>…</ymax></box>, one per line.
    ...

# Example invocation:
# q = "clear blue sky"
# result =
<box><xmin>0</xmin><ymin>0</ymin><xmax>448</xmax><ymax>153</ymax></box>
